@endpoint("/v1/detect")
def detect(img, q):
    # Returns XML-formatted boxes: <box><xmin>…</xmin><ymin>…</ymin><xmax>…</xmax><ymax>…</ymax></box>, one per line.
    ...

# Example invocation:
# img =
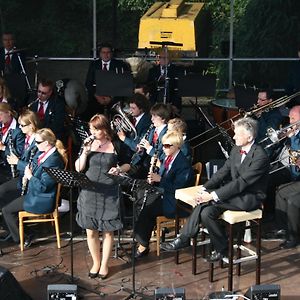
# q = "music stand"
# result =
<box><xmin>43</xmin><ymin>167</ymin><xmax>95</xmax><ymax>282</ymax></box>
<box><xmin>96</xmin><ymin>71</ymin><xmax>134</xmax><ymax>97</ymax></box>
<box><xmin>107</xmin><ymin>173</ymin><xmax>158</xmax><ymax>300</ymax></box>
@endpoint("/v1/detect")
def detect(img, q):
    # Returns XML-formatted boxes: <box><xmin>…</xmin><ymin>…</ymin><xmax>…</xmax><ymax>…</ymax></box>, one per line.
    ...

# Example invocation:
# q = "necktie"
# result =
<box><xmin>240</xmin><ymin>149</ymin><xmax>247</xmax><ymax>155</ymax></box>
<box><xmin>132</xmin><ymin>117</ymin><xmax>137</xmax><ymax>127</ymax></box>
<box><xmin>5</xmin><ymin>54</ymin><xmax>11</xmax><ymax>65</ymax></box>
<box><xmin>38</xmin><ymin>151</ymin><xmax>47</xmax><ymax>165</ymax></box>
<box><xmin>102</xmin><ymin>63</ymin><xmax>108</xmax><ymax>71</ymax></box>
<box><xmin>2</xmin><ymin>124</ymin><xmax>9</xmax><ymax>136</ymax></box>
<box><xmin>38</xmin><ymin>102</ymin><xmax>45</xmax><ymax>121</ymax></box>
<box><xmin>24</xmin><ymin>136</ymin><xmax>30</xmax><ymax>150</ymax></box>
<box><xmin>164</xmin><ymin>155</ymin><xmax>173</xmax><ymax>170</ymax></box>
<box><xmin>152</xmin><ymin>130</ymin><xmax>158</xmax><ymax>144</ymax></box>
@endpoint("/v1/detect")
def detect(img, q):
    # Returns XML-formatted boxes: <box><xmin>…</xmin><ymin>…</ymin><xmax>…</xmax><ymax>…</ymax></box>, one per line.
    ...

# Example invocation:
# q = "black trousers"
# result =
<box><xmin>275</xmin><ymin>181</ymin><xmax>300</xmax><ymax>241</ymax></box>
<box><xmin>135</xmin><ymin>196</ymin><xmax>164</xmax><ymax>247</ymax></box>
<box><xmin>181</xmin><ymin>201</ymin><xmax>244</xmax><ymax>255</ymax></box>
<box><xmin>2</xmin><ymin>196</ymin><xmax>24</xmax><ymax>242</ymax></box>
<box><xmin>0</xmin><ymin>178</ymin><xmax>20</xmax><ymax>209</ymax></box>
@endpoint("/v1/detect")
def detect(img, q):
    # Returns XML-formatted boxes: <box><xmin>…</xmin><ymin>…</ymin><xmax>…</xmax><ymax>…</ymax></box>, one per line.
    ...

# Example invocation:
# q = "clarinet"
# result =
<box><xmin>130</xmin><ymin>124</ymin><xmax>154</xmax><ymax>165</ymax></box>
<box><xmin>21</xmin><ymin>146</ymin><xmax>38</xmax><ymax>196</ymax></box>
<box><xmin>7</xmin><ymin>129</ymin><xmax>17</xmax><ymax>178</ymax></box>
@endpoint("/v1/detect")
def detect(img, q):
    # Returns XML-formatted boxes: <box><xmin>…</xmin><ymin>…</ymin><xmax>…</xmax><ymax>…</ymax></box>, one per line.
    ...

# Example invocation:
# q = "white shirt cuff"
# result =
<box><xmin>211</xmin><ymin>191</ymin><xmax>219</xmax><ymax>202</ymax></box>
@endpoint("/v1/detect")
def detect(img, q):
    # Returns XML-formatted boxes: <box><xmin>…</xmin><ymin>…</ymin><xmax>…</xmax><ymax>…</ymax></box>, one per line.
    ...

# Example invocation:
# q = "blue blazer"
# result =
<box><xmin>147</xmin><ymin>125</ymin><xmax>168</xmax><ymax>160</ymax></box>
<box><xmin>159</xmin><ymin>151</ymin><xmax>194</xmax><ymax>217</ymax></box>
<box><xmin>2</xmin><ymin>126</ymin><xmax>25</xmax><ymax>162</ymax></box>
<box><xmin>124</xmin><ymin>113</ymin><xmax>152</xmax><ymax>151</ymax></box>
<box><xmin>23</xmin><ymin>150</ymin><xmax>64</xmax><ymax>214</ymax></box>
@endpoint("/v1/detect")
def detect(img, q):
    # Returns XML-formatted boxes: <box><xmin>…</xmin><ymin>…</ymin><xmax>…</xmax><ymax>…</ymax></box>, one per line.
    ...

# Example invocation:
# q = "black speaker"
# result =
<box><xmin>154</xmin><ymin>287</ymin><xmax>185</xmax><ymax>300</ymax></box>
<box><xmin>47</xmin><ymin>284</ymin><xmax>77</xmax><ymax>300</ymax></box>
<box><xmin>245</xmin><ymin>284</ymin><xmax>280</xmax><ymax>300</ymax></box>
<box><xmin>0</xmin><ymin>266</ymin><xmax>32</xmax><ymax>300</ymax></box>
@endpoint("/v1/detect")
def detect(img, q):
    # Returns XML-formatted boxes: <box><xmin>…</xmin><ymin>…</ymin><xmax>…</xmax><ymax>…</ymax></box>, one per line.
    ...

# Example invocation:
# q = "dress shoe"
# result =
<box><xmin>24</xmin><ymin>235</ymin><xmax>33</xmax><ymax>248</ymax></box>
<box><xmin>279</xmin><ymin>240</ymin><xmax>298</xmax><ymax>249</ymax></box>
<box><xmin>206</xmin><ymin>250</ymin><xmax>227</xmax><ymax>263</ymax></box>
<box><xmin>99</xmin><ymin>273</ymin><xmax>109</xmax><ymax>280</ymax></box>
<box><xmin>135</xmin><ymin>247</ymin><xmax>149</xmax><ymax>259</ymax></box>
<box><xmin>88</xmin><ymin>271</ymin><xmax>99</xmax><ymax>279</ymax></box>
<box><xmin>263</xmin><ymin>229</ymin><xmax>286</xmax><ymax>240</ymax></box>
<box><xmin>160</xmin><ymin>236</ymin><xmax>190</xmax><ymax>252</ymax></box>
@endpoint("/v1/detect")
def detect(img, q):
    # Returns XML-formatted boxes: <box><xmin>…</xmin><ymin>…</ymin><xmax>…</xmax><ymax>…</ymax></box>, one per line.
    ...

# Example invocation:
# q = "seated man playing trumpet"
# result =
<box><xmin>161</xmin><ymin>117</ymin><xmax>270</xmax><ymax>262</ymax></box>
<box><xmin>134</xmin><ymin>131</ymin><xmax>193</xmax><ymax>258</ymax></box>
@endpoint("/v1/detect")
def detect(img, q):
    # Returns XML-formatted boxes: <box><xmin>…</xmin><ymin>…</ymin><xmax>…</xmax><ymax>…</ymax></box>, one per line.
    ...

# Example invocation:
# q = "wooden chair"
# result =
<box><xmin>156</xmin><ymin>162</ymin><xmax>203</xmax><ymax>256</ymax></box>
<box><xmin>19</xmin><ymin>183</ymin><xmax>63</xmax><ymax>251</ymax></box>
<box><xmin>208</xmin><ymin>209</ymin><xmax>262</xmax><ymax>291</ymax></box>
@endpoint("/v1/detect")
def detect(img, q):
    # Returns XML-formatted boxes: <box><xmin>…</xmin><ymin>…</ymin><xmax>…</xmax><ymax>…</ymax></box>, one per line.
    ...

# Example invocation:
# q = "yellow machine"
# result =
<box><xmin>138</xmin><ymin>0</ymin><xmax>207</xmax><ymax>56</ymax></box>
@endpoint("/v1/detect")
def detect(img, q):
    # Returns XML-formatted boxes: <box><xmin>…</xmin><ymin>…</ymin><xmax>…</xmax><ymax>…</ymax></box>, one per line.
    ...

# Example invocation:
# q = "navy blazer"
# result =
<box><xmin>29</xmin><ymin>95</ymin><xmax>66</xmax><ymax>140</ymax></box>
<box><xmin>23</xmin><ymin>150</ymin><xmax>64</xmax><ymax>214</ymax></box>
<box><xmin>204</xmin><ymin>144</ymin><xmax>270</xmax><ymax>211</ymax></box>
<box><xmin>124</xmin><ymin>113</ymin><xmax>152</xmax><ymax>151</ymax></box>
<box><xmin>159</xmin><ymin>151</ymin><xmax>193</xmax><ymax>217</ymax></box>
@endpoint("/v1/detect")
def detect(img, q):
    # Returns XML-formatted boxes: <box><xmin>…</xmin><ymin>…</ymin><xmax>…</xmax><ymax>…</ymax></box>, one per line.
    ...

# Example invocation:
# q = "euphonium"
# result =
<box><xmin>111</xmin><ymin>102</ymin><xmax>137</xmax><ymax>139</ymax></box>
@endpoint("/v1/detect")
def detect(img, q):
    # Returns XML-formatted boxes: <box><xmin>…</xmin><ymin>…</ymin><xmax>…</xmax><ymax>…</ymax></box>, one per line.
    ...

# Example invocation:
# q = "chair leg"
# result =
<box><xmin>192</xmin><ymin>237</ymin><xmax>197</xmax><ymax>275</ymax></box>
<box><xmin>256</xmin><ymin>219</ymin><xmax>261</xmax><ymax>284</ymax></box>
<box><xmin>175</xmin><ymin>214</ymin><xmax>179</xmax><ymax>265</ymax></box>
<box><xmin>54</xmin><ymin>217</ymin><xmax>61</xmax><ymax>249</ymax></box>
<box><xmin>209</xmin><ymin>262</ymin><xmax>214</xmax><ymax>282</ymax></box>
<box><xmin>157</xmin><ymin>222</ymin><xmax>161</xmax><ymax>256</ymax></box>
<box><xmin>19</xmin><ymin>216</ymin><xmax>24</xmax><ymax>252</ymax></box>
<box><xmin>228</xmin><ymin>224</ymin><xmax>234</xmax><ymax>291</ymax></box>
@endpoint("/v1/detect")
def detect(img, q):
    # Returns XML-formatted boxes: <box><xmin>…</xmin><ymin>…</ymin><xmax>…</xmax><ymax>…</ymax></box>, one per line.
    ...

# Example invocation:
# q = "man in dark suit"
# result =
<box><xmin>146</xmin><ymin>48</ymin><xmax>182</xmax><ymax>111</ymax></box>
<box><xmin>28</xmin><ymin>79</ymin><xmax>66</xmax><ymax>141</ymax></box>
<box><xmin>161</xmin><ymin>117</ymin><xmax>270</xmax><ymax>261</ymax></box>
<box><xmin>85</xmin><ymin>42</ymin><xmax>131</xmax><ymax>119</ymax></box>
<box><xmin>134</xmin><ymin>131</ymin><xmax>194</xmax><ymax>258</ymax></box>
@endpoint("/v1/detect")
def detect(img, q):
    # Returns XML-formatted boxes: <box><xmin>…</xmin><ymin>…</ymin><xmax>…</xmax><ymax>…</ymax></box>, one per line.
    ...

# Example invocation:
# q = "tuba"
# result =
<box><xmin>111</xmin><ymin>102</ymin><xmax>137</xmax><ymax>139</ymax></box>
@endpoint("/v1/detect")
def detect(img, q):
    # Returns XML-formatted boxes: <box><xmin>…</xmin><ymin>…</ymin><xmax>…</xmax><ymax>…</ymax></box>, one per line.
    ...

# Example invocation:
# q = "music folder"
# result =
<box><xmin>96</xmin><ymin>70</ymin><xmax>134</xmax><ymax>97</ymax></box>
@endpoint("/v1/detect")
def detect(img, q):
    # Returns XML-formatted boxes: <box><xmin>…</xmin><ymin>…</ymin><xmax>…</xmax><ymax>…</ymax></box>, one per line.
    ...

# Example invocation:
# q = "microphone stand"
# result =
<box><xmin>15</xmin><ymin>49</ymin><xmax>32</xmax><ymax>91</ymax></box>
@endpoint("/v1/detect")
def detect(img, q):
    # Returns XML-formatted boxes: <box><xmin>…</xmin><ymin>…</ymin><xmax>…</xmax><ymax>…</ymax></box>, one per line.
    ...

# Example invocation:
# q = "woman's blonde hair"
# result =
<box><xmin>18</xmin><ymin>109</ymin><xmax>41</xmax><ymax>132</ymax></box>
<box><xmin>162</xmin><ymin>130</ymin><xmax>183</xmax><ymax>148</ymax></box>
<box><xmin>0</xmin><ymin>102</ymin><xmax>17</xmax><ymax>118</ymax></box>
<box><xmin>168</xmin><ymin>118</ymin><xmax>187</xmax><ymax>134</ymax></box>
<box><xmin>36</xmin><ymin>128</ymin><xmax>68</xmax><ymax>165</ymax></box>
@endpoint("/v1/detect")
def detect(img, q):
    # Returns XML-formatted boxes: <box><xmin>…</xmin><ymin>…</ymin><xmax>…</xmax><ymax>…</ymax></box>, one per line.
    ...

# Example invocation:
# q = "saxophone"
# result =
<box><xmin>21</xmin><ymin>146</ymin><xmax>38</xmax><ymax>196</ymax></box>
<box><xmin>7</xmin><ymin>129</ymin><xmax>18</xmax><ymax>178</ymax></box>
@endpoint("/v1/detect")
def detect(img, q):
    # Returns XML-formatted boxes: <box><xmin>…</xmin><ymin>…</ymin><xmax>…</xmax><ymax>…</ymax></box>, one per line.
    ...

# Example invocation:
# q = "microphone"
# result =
<box><xmin>83</xmin><ymin>135</ymin><xmax>95</xmax><ymax>146</ymax></box>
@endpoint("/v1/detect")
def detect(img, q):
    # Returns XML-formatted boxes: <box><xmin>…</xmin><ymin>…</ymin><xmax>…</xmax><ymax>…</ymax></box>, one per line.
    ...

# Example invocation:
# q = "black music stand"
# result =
<box><xmin>107</xmin><ymin>173</ymin><xmax>157</xmax><ymax>300</ymax></box>
<box><xmin>96</xmin><ymin>71</ymin><xmax>134</xmax><ymax>97</ymax></box>
<box><xmin>43</xmin><ymin>167</ymin><xmax>95</xmax><ymax>283</ymax></box>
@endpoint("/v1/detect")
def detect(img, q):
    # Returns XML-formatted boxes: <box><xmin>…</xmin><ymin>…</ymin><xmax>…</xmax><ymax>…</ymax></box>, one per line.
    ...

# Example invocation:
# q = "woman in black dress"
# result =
<box><xmin>75</xmin><ymin>114</ymin><xmax>129</xmax><ymax>279</ymax></box>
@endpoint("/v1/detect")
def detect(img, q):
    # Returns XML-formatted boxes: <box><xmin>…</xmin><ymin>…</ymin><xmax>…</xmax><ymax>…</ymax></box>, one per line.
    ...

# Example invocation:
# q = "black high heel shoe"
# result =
<box><xmin>99</xmin><ymin>273</ymin><xmax>109</xmax><ymax>280</ymax></box>
<box><xmin>88</xmin><ymin>271</ymin><xmax>99</xmax><ymax>279</ymax></box>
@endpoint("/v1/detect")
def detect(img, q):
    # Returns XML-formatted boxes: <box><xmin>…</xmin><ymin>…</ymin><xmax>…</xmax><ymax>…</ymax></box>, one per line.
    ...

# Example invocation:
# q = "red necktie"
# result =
<box><xmin>164</xmin><ymin>155</ymin><xmax>173</xmax><ymax>170</ymax></box>
<box><xmin>102</xmin><ymin>63</ymin><xmax>108</xmax><ymax>71</ymax></box>
<box><xmin>132</xmin><ymin>117</ymin><xmax>137</xmax><ymax>127</ymax></box>
<box><xmin>24</xmin><ymin>136</ymin><xmax>30</xmax><ymax>150</ymax></box>
<box><xmin>152</xmin><ymin>131</ymin><xmax>158</xmax><ymax>144</ymax></box>
<box><xmin>240</xmin><ymin>150</ymin><xmax>247</xmax><ymax>155</ymax></box>
<box><xmin>38</xmin><ymin>102</ymin><xmax>45</xmax><ymax>121</ymax></box>
<box><xmin>5</xmin><ymin>54</ymin><xmax>11</xmax><ymax>65</ymax></box>
<box><xmin>38</xmin><ymin>151</ymin><xmax>48</xmax><ymax>165</ymax></box>
<box><xmin>2</xmin><ymin>124</ymin><xmax>9</xmax><ymax>136</ymax></box>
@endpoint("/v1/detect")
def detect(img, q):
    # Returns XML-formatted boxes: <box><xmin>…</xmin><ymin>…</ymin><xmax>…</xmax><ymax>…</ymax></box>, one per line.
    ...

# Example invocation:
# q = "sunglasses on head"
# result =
<box><xmin>162</xmin><ymin>144</ymin><xmax>173</xmax><ymax>149</ymax></box>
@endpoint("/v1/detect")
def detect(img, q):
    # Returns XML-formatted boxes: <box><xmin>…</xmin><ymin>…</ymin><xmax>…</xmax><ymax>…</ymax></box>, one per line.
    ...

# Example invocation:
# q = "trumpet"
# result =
<box><xmin>260</xmin><ymin>120</ymin><xmax>300</xmax><ymax>149</ymax></box>
<box><xmin>111</xmin><ymin>102</ymin><xmax>137</xmax><ymax>139</ymax></box>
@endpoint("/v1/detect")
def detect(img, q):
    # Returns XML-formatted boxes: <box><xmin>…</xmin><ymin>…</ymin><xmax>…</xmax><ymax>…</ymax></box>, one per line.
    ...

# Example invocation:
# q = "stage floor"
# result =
<box><xmin>0</xmin><ymin>221</ymin><xmax>299</xmax><ymax>300</ymax></box>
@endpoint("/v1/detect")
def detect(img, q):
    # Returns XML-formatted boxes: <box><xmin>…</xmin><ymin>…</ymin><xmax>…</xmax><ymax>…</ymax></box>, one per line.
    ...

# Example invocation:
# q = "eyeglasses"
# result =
<box><xmin>35</xmin><ymin>140</ymin><xmax>44</xmax><ymax>144</ymax></box>
<box><xmin>19</xmin><ymin>123</ymin><xmax>29</xmax><ymax>128</ymax></box>
<box><xmin>37</xmin><ymin>90</ymin><xmax>48</xmax><ymax>95</ymax></box>
<box><xmin>162</xmin><ymin>144</ymin><xmax>173</xmax><ymax>149</ymax></box>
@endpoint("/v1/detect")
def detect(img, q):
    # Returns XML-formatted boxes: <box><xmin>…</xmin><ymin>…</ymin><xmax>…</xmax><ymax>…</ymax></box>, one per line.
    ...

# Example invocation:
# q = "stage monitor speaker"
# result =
<box><xmin>154</xmin><ymin>287</ymin><xmax>185</xmax><ymax>300</ymax></box>
<box><xmin>47</xmin><ymin>284</ymin><xmax>77</xmax><ymax>300</ymax></box>
<box><xmin>245</xmin><ymin>284</ymin><xmax>280</xmax><ymax>300</ymax></box>
<box><xmin>0</xmin><ymin>266</ymin><xmax>32</xmax><ymax>300</ymax></box>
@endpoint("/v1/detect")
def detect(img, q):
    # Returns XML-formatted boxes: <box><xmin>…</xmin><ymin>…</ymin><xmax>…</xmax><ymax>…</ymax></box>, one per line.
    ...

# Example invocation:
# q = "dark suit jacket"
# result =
<box><xmin>0</xmin><ymin>47</ymin><xmax>25</xmax><ymax>75</ymax></box>
<box><xmin>159</xmin><ymin>151</ymin><xmax>193</xmax><ymax>216</ymax></box>
<box><xmin>23</xmin><ymin>150</ymin><xmax>64</xmax><ymax>214</ymax></box>
<box><xmin>85</xmin><ymin>58</ymin><xmax>130</xmax><ymax>98</ymax></box>
<box><xmin>147</xmin><ymin>63</ymin><xmax>182</xmax><ymax>110</ymax></box>
<box><xmin>124</xmin><ymin>113</ymin><xmax>152</xmax><ymax>152</ymax></box>
<box><xmin>29</xmin><ymin>94</ymin><xmax>66</xmax><ymax>140</ymax></box>
<box><xmin>204</xmin><ymin>144</ymin><xmax>270</xmax><ymax>211</ymax></box>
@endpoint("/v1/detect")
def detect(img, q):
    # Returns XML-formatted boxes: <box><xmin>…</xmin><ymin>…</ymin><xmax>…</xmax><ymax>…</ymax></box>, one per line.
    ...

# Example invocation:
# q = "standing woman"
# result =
<box><xmin>0</xmin><ymin>110</ymin><xmax>40</xmax><ymax>209</ymax></box>
<box><xmin>75</xmin><ymin>114</ymin><xmax>129</xmax><ymax>279</ymax></box>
